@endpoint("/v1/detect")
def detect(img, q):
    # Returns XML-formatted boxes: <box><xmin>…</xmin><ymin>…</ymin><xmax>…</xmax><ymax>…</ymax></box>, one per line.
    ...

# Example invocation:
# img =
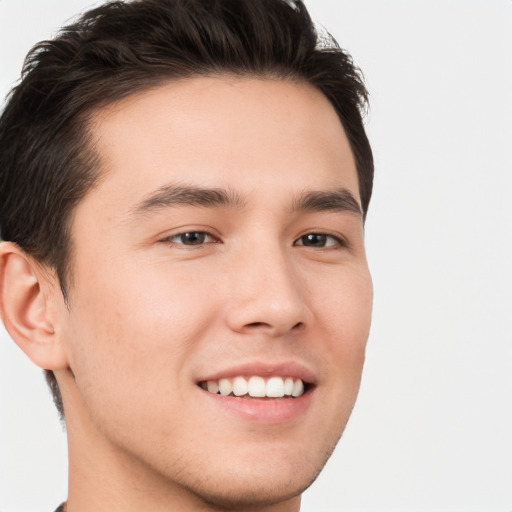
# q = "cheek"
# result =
<box><xmin>63</xmin><ymin>262</ymin><xmax>218</xmax><ymax>421</ymax></box>
<box><xmin>318</xmin><ymin>265</ymin><xmax>372</xmax><ymax>382</ymax></box>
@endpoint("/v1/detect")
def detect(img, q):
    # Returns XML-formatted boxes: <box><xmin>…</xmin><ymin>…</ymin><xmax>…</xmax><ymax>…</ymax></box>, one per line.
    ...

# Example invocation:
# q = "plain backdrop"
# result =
<box><xmin>1</xmin><ymin>1</ymin><xmax>511</xmax><ymax>511</ymax></box>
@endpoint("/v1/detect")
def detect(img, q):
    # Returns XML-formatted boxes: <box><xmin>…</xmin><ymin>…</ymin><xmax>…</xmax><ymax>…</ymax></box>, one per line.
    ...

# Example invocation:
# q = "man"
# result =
<box><xmin>0</xmin><ymin>0</ymin><xmax>373</xmax><ymax>510</ymax></box>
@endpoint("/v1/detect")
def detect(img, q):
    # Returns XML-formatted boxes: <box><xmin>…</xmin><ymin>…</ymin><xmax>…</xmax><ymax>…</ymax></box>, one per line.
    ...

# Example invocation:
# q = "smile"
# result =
<box><xmin>199</xmin><ymin>376</ymin><xmax>305</xmax><ymax>398</ymax></box>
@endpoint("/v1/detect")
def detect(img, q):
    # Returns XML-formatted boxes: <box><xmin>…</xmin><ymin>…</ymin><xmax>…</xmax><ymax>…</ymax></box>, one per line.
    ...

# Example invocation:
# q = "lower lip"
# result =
<box><xmin>197</xmin><ymin>387</ymin><xmax>314</xmax><ymax>425</ymax></box>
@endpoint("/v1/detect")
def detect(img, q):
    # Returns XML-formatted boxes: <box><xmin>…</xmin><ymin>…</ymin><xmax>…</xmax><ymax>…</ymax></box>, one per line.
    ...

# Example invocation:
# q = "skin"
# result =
<box><xmin>0</xmin><ymin>77</ymin><xmax>372</xmax><ymax>511</ymax></box>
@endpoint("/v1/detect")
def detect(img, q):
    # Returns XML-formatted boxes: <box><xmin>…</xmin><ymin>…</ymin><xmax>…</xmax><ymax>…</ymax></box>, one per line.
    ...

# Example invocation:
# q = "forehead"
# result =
<box><xmin>82</xmin><ymin>76</ymin><xmax>359</xmax><ymax>215</ymax></box>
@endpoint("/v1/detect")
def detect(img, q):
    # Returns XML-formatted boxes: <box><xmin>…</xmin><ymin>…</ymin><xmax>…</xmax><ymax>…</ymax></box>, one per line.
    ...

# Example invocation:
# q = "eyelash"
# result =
<box><xmin>161</xmin><ymin>231</ymin><xmax>346</xmax><ymax>249</ymax></box>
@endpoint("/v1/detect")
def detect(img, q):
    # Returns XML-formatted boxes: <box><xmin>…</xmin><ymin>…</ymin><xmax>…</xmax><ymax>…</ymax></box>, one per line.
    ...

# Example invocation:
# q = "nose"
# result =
<box><xmin>224</xmin><ymin>245</ymin><xmax>313</xmax><ymax>337</ymax></box>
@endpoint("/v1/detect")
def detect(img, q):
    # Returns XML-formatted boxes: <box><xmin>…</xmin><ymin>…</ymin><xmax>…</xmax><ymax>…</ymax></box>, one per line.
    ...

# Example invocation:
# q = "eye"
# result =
<box><xmin>294</xmin><ymin>233</ymin><xmax>343</xmax><ymax>248</ymax></box>
<box><xmin>166</xmin><ymin>231</ymin><xmax>217</xmax><ymax>246</ymax></box>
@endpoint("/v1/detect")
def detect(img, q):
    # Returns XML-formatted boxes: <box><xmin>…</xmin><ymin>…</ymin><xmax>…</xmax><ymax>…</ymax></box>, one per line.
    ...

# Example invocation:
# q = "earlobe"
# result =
<box><xmin>0</xmin><ymin>242</ymin><xmax>68</xmax><ymax>370</ymax></box>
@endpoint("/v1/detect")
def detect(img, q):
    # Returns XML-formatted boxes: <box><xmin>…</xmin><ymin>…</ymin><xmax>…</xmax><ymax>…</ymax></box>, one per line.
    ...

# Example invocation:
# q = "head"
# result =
<box><xmin>0</xmin><ymin>0</ymin><xmax>373</xmax><ymax>509</ymax></box>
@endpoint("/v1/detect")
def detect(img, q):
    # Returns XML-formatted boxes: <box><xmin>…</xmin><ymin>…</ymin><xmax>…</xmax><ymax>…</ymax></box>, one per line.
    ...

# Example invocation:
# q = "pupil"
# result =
<box><xmin>182</xmin><ymin>232</ymin><xmax>204</xmax><ymax>244</ymax></box>
<box><xmin>305</xmin><ymin>234</ymin><xmax>326</xmax><ymax>246</ymax></box>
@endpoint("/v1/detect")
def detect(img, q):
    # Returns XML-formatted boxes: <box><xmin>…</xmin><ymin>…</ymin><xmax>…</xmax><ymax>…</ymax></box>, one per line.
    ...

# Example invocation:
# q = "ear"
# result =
<box><xmin>0</xmin><ymin>242</ymin><xmax>68</xmax><ymax>370</ymax></box>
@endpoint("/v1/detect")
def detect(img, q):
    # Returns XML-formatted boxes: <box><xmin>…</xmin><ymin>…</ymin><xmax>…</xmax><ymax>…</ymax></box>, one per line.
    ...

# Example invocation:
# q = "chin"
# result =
<box><xmin>182</xmin><ymin>470</ymin><xmax>313</xmax><ymax>511</ymax></box>
<box><xmin>166</xmin><ymin>437</ymin><xmax>337</xmax><ymax>511</ymax></box>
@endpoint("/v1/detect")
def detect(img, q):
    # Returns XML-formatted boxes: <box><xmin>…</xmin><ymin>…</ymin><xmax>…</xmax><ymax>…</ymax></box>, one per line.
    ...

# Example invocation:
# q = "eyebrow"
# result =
<box><xmin>130</xmin><ymin>184</ymin><xmax>246</xmax><ymax>216</ymax></box>
<box><xmin>292</xmin><ymin>188</ymin><xmax>362</xmax><ymax>217</ymax></box>
<box><xmin>129</xmin><ymin>183</ymin><xmax>362</xmax><ymax>219</ymax></box>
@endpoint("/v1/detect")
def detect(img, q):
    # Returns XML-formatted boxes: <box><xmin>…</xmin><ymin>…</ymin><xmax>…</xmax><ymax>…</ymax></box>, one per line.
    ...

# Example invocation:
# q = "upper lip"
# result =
<box><xmin>196</xmin><ymin>360</ymin><xmax>317</xmax><ymax>385</ymax></box>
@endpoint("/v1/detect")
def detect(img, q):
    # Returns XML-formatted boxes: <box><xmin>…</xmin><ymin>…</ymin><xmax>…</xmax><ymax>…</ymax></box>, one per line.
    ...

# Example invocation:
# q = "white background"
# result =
<box><xmin>1</xmin><ymin>1</ymin><xmax>511</xmax><ymax>511</ymax></box>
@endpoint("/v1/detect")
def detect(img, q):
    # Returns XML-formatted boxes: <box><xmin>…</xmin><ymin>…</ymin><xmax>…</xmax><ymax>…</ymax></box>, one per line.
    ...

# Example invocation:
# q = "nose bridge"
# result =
<box><xmin>225</xmin><ymin>238</ymin><xmax>311</xmax><ymax>335</ymax></box>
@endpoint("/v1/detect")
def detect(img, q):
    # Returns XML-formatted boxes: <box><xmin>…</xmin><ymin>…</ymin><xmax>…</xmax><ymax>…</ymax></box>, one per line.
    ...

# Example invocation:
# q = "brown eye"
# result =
<box><xmin>169</xmin><ymin>232</ymin><xmax>213</xmax><ymax>245</ymax></box>
<box><xmin>295</xmin><ymin>233</ymin><xmax>341</xmax><ymax>248</ymax></box>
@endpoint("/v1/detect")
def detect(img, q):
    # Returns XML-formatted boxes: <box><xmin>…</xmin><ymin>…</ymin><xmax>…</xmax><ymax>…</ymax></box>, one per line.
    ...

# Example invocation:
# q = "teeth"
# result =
<box><xmin>207</xmin><ymin>380</ymin><xmax>219</xmax><ymax>394</ymax></box>
<box><xmin>218</xmin><ymin>378</ymin><xmax>232</xmax><ymax>396</ymax></box>
<box><xmin>201</xmin><ymin>376</ymin><xmax>306</xmax><ymax>398</ymax></box>
<box><xmin>232</xmin><ymin>376</ymin><xmax>248</xmax><ymax>396</ymax></box>
<box><xmin>248</xmin><ymin>376</ymin><xmax>266</xmax><ymax>397</ymax></box>
<box><xmin>266</xmin><ymin>376</ymin><xmax>285</xmax><ymax>397</ymax></box>
<box><xmin>284</xmin><ymin>377</ymin><xmax>294</xmax><ymax>396</ymax></box>
<box><xmin>291</xmin><ymin>378</ymin><xmax>304</xmax><ymax>397</ymax></box>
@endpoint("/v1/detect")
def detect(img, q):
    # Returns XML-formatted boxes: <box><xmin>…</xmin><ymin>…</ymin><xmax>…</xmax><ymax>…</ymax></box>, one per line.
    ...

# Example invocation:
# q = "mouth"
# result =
<box><xmin>198</xmin><ymin>375</ymin><xmax>310</xmax><ymax>399</ymax></box>
<box><xmin>195</xmin><ymin>362</ymin><xmax>316</xmax><ymax>423</ymax></box>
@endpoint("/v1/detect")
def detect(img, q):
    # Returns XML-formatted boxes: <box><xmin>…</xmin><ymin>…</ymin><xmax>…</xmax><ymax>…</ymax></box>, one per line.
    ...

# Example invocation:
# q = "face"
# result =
<box><xmin>57</xmin><ymin>77</ymin><xmax>372</xmax><ymax>509</ymax></box>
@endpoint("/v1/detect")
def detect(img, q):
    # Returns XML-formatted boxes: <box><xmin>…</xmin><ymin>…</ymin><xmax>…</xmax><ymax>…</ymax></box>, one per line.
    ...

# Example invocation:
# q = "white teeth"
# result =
<box><xmin>232</xmin><ymin>376</ymin><xmax>248</xmax><ymax>396</ymax></box>
<box><xmin>284</xmin><ymin>377</ymin><xmax>294</xmax><ymax>396</ymax></box>
<box><xmin>248</xmin><ymin>376</ymin><xmax>266</xmax><ymax>397</ymax></box>
<box><xmin>266</xmin><ymin>376</ymin><xmax>285</xmax><ymax>397</ymax></box>
<box><xmin>291</xmin><ymin>378</ymin><xmax>304</xmax><ymax>397</ymax></box>
<box><xmin>201</xmin><ymin>376</ymin><xmax>306</xmax><ymax>398</ymax></box>
<box><xmin>218</xmin><ymin>378</ymin><xmax>232</xmax><ymax>396</ymax></box>
<box><xmin>207</xmin><ymin>380</ymin><xmax>219</xmax><ymax>394</ymax></box>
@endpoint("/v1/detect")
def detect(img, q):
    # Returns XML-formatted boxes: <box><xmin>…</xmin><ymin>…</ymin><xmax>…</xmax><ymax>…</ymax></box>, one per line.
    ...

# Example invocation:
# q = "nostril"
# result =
<box><xmin>246</xmin><ymin>322</ymin><xmax>270</xmax><ymax>328</ymax></box>
<box><xmin>243</xmin><ymin>320</ymin><xmax>306</xmax><ymax>333</ymax></box>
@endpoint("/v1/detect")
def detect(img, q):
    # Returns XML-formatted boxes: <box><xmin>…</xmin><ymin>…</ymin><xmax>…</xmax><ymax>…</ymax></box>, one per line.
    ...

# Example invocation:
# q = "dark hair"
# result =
<box><xmin>0</xmin><ymin>0</ymin><xmax>373</xmax><ymax>418</ymax></box>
